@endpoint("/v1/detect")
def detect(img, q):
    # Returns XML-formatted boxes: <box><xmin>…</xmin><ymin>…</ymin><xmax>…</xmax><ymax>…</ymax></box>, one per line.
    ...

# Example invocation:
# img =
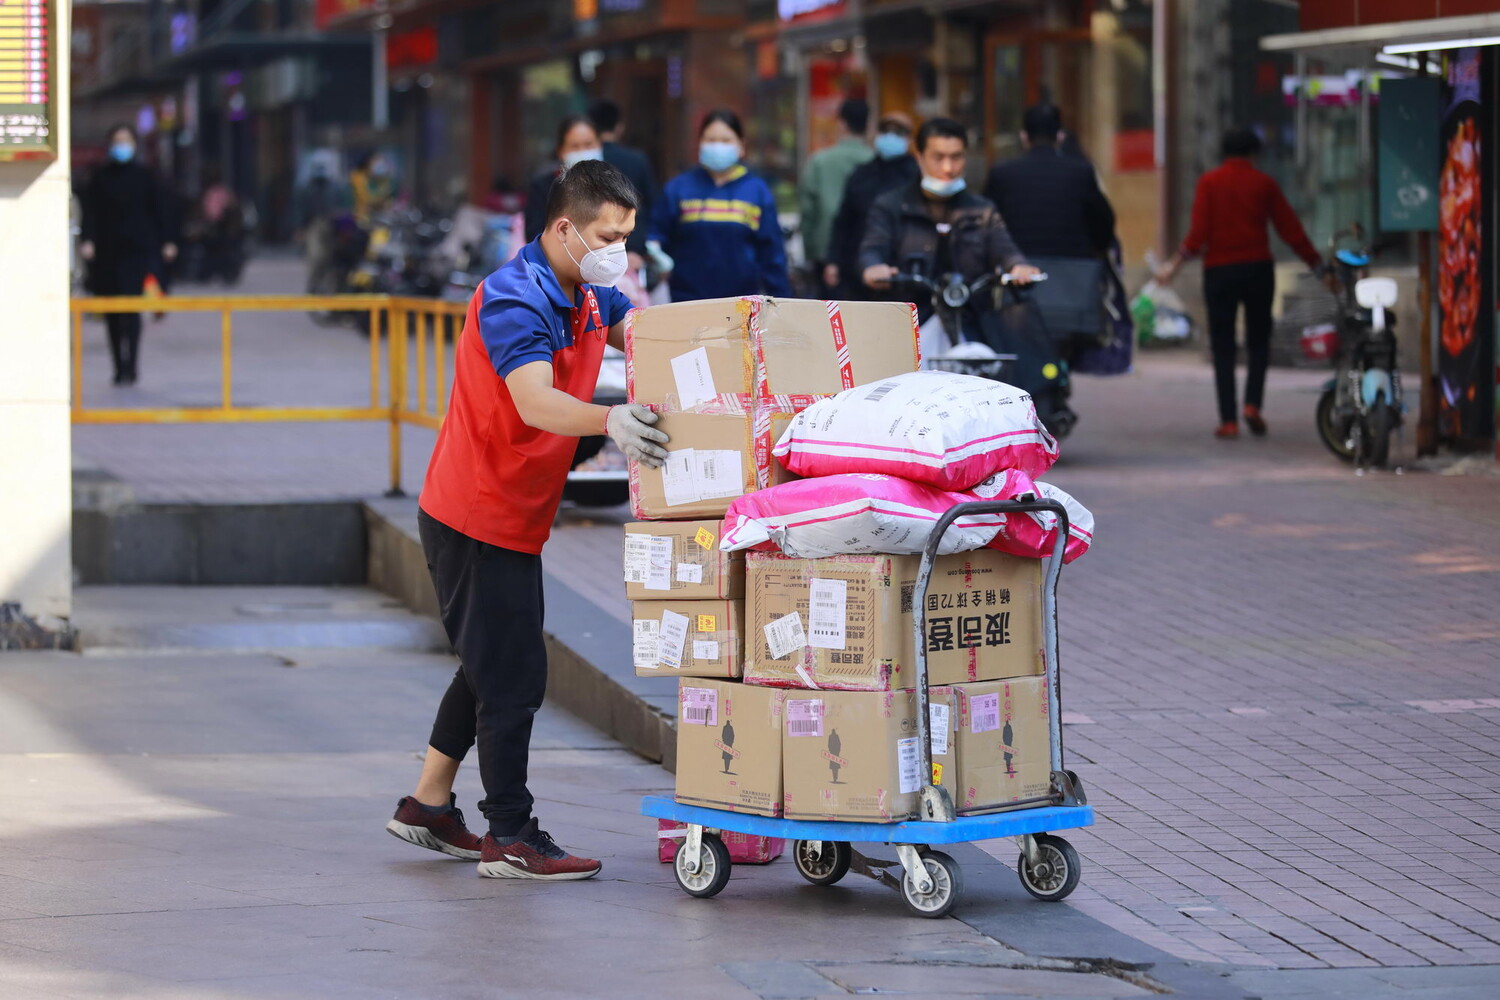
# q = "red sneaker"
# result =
<box><xmin>1214</xmin><ymin>421</ymin><xmax>1239</xmax><ymax>439</ymax></box>
<box><xmin>476</xmin><ymin>819</ymin><xmax>602</xmax><ymax>881</ymax></box>
<box><xmin>1243</xmin><ymin>406</ymin><xmax>1267</xmax><ymax>436</ymax></box>
<box><xmin>386</xmin><ymin>795</ymin><xmax>483</xmax><ymax>860</ymax></box>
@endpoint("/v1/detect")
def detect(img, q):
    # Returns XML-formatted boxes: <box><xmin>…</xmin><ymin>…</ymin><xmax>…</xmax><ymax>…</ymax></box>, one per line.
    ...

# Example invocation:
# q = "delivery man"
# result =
<box><xmin>385</xmin><ymin>161</ymin><xmax>667</xmax><ymax>880</ymax></box>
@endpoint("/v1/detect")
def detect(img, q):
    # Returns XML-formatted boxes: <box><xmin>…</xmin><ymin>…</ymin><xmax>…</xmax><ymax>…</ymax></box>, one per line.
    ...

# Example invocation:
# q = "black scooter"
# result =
<box><xmin>889</xmin><ymin>259</ymin><xmax>1076</xmax><ymax>439</ymax></box>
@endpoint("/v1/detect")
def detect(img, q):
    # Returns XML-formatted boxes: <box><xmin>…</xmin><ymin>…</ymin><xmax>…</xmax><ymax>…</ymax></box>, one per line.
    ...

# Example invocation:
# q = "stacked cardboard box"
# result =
<box><xmin>622</xmin><ymin>296</ymin><xmax>920</xmax><ymax>822</ymax></box>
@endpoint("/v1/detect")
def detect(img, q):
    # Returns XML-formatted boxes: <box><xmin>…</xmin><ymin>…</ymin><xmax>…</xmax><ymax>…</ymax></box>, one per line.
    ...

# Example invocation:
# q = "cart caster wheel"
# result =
<box><xmin>675</xmin><ymin>834</ymin><xmax>731</xmax><ymax>898</ymax></box>
<box><xmin>792</xmin><ymin>840</ymin><xmax>852</xmax><ymax>886</ymax></box>
<box><xmin>1018</xmin><ymin>834</ymin><xmax>1081</xmax><ymax>902</ymax></box>
<box><xmin>900</xmin><ymin>850</ymin><xmax>962</xmax><ymax>918</ymax></box>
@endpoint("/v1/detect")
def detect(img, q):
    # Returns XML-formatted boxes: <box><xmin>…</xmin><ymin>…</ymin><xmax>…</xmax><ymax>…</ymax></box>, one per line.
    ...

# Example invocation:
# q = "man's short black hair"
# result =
<box><xmin>1221</xmin><ymin>127</ymin><xmax>1263</xmax><ymax>158</ymax></box>
<box><xmin>916</xmin><ymin>117</ymin><xmax>968</xmax><ymax>153</ymax></box>
<box><xmin>588</xmin><ymin>97</ymin><xmax>621</xmax><ymax>135</ymax></box>
<box><xmin>1023</xmin><ymin>104</ymin><xmax>1062</xmax><ymax>141</ymax></box>
<box><xmin>839</xmin><ymin>98</ymin><xmax>869</xmax><ymax>135</ymax></box>
<box><xmin>544</xmin><ymin>159</ymin><xmax>641</xmax><ymax>228</ymax></box>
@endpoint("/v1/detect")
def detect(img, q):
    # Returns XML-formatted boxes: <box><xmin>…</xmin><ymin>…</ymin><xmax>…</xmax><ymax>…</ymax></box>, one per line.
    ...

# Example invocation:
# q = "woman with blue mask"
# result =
<box><xmin>649</xmin><ymin>109</ymin><xmax>790</xmax><ymax>302</ymax></box>
<box><xmin>79</xmin><ymin>123</ymin><xmax>178</xmax><ymax>385</ymax></box>
<box><xmin>525</xmin><ymin>115</ymin><xmax>606</xmax><ymax>242</ymax></box>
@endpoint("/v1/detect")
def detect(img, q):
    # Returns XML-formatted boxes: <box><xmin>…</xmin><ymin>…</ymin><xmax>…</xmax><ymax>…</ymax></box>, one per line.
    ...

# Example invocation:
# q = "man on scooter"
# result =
<box><xmin>859</xmin><ymin>116</ymin><xmax>1041</xmax><ymax>349</ymax></box>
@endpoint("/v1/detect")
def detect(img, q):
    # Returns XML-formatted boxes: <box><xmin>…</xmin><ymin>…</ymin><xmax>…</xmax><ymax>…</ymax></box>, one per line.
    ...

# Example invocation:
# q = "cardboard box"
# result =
<box><xmin>931</xmin><ymin>677</ymin><xmax>1053</xmax><ymax>814</ymax></box>
<box><xmin>625</xmin><ymin>297</ymin><xmax>918</xmax><ymax>518</ymax></box>
<box><xmin>624</xmin><ymin>519</ymin><xmax>744</xmax><ymax>601</ymax></box>
<box><xmin>628</xmin><ymin>412</ymin><xmax>757</xmax><ymax>520</ymax></box>
<box><xmin>744</xmin><ymin>549</ymin><xmax>1043</xmax><ymax>691</ymax></box>
<box><xmin>626</xmin><ymin>296</ymin><xmax>920</xmax><ymax>405</ymax></box>
<box><xmin>781</xmin><ymin>689</ymin><xmax>920</xmax><ymax>821</ymax></box>
<box><xmin>657</xmin><ymin>820</ymin><xmax>784</xmax><ymax>864</ymax></box>
<box><xmin>633</xmin><ymin>599</ymin><xmax>744</xmax><ymax>678</ymax></box>
<box><xmin>675</xmin><ymin>679</ymin><xmax>786</xmax><ymax>816</ymax></box>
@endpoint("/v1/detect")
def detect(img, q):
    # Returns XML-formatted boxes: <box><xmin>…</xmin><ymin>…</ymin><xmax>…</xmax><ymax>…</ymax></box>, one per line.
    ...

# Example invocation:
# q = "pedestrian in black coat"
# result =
<box><xmin>827</xmin><ymin>111</ymin><xmax>920</xmax><ymax>300</ymax></box>
<box><xmin>80</xmin><ymin>124</ymin><xmax>178</xmax><ymax>385</ymax></box>
<box><xmin>983</xmin><ymin>105</ymin><xmax>1115</xmax><ymax>259</ymax></box>
<box><xmin>589</xmin><ymin>98</ymin><xmax>658</xmax><ymax>266</ymax></box>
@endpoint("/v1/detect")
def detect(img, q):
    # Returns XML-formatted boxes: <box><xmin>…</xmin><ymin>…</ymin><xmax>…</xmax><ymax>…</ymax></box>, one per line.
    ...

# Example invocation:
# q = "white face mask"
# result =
<box><xmin>562</xmin><ymin>147</ymin><xmax>604</xmax><ymax>169</ymax></box>
<box><xmin>562</xmin><ymin>220</ymin><xmax>629</xmax><ymax>287</ymax></box>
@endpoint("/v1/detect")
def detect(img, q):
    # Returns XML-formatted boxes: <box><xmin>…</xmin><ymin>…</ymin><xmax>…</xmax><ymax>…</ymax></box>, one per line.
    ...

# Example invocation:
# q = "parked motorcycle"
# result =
<box><xmin>1315</xmin><ymin>226</ymin><xmax>1404</xmax><ymax>470</ymax></box>
<box><xmin>889</xmin><ymin>259</ymin><xmax>1075</xmax><ymax>439</ymax></box>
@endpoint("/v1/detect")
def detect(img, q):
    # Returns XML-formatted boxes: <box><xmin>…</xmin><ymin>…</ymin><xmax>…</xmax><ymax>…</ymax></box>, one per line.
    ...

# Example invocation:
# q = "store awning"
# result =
<box><xmin>1262</xmin><ymin>12</ymin><xmax>1500</xmax><ymax>55</ymax></box>
<box><xmin>77</xmin><ymin>33</ymin><xmax>369</xmax><ymax>101</ymax></box>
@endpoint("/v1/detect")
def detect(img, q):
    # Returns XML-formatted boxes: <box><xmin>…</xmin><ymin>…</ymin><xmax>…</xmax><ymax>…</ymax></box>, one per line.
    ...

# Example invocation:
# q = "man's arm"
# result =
<box><xmin>985</xmin><ymin>208</ymin><xmax>1028</xmax><ymax>273</ymax></box>
<box><xmin>505</xmin><ymin>361</ymin><xmax>612</xmax><ymax>436</ymax></box>
<box><xmin>858</xmin><ymin>196</ymin><xmax>898</xmax><ymax>287</ymax></box>
<box><xmin>607</xmin><ymin>320</ymin><xmax>627</xmax><ymax>353</ymax></box>
<box><xmin>1268</xmin><ymin>180</ymin><xmax>1322</xmax><ymax>270</ymax></box>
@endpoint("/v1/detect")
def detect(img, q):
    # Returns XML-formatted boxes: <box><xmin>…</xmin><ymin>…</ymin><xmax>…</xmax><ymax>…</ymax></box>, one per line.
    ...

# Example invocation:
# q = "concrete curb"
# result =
<box><xmin>363</xmin><ymin>499</ymin><xmax>678</xmax><ymax>772</ymax></box>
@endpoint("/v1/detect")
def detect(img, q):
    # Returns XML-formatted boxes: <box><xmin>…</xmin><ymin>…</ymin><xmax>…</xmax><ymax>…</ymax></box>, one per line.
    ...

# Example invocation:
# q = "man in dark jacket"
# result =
<box><xmin>983</xmin><ymin>104</ymin><xmax>1115</xmax><ymax>259</ymax></box>
<box><xmin>827</xmin><ymin>111</ymin><xmax>920</xmax><ymax>299</ymax></box>
<box><xmin>860</xmin><ymin>117</ymin><xmax>1038</xmax><ymax>327</ymax></box>
<box><xmin>588</xmin><ymin>98</ymin><xmax>657</xmax><ymax>269</ymax></box>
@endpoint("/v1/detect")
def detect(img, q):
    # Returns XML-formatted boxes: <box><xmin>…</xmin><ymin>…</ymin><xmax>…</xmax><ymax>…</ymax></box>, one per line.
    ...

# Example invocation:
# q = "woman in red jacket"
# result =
<box><xmin>1157</xmin><ymin>129</ymin><xmax>1323</xmax><ymax>438</ymax></box>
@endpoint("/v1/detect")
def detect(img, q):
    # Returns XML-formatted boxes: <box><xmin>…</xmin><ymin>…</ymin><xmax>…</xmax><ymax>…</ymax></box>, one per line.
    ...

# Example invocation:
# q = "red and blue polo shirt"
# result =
<box><xmin>419</xmin><ymin>238</ymin><xmax>633</xmax><ymax>554</ymax></box>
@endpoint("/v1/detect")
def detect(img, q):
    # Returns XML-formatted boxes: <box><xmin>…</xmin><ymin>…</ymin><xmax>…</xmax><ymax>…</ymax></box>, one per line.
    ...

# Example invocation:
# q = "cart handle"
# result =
<box><xmin>910</xmin><ymin>499</ymin><xmax>1070</xmax><ymax>823</ymax></box>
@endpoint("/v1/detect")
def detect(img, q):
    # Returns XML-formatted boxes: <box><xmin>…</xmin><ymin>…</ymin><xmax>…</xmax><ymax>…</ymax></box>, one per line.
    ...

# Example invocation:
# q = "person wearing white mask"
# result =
<box><xmin>650</xmin><ymin>108</ymin><xmax>790</xmax><ymax>301</ymax></box>
<box><xmin>388</xmin><ymin>161</ymin><xmax>664</xmax><ymax>881</ymax></box>
<box><xmin>525</xmin><ymin>115</ymin><xmax>607</xmax><ymax>241</ymax></box>
<box><xmin>860</xmin><ymin>116</ymin><xmax>1039</xmax><ymax>325</ymax></box>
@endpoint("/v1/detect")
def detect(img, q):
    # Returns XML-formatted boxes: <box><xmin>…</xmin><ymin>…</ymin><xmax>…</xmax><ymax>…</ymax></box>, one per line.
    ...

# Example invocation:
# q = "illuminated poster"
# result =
<box><xmin>0</xmin><ymin>0</ymin><xmax>55</xmax><ymax>160</ymax></box>
<box><xmin>1437</xmin><ymin>48</ymin><xmax>1493</xmax><ymax>445</ymax></box>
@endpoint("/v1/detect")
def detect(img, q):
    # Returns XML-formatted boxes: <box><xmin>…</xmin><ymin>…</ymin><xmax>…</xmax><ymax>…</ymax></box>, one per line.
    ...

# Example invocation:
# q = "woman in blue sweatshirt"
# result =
<box><xmin>651</xmin><ymin>109</ymin><xmax>791</xmax><ymax>301</ymax></box>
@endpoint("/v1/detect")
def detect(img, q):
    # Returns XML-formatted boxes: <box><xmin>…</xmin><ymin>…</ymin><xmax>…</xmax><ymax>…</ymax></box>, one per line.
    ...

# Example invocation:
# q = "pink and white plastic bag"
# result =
<box><xmin>720</xmin><ymin>471</ymin><xmax>1094</xmax><ymax>563</ymax></box>
<box><xmin>771</xmin><ymin>371</ymin><xmax>1060</xmax><ymax>489</ymax></box>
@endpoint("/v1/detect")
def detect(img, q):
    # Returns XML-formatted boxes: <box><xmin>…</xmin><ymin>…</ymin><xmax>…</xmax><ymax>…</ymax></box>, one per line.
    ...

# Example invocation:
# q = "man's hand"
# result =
<box><xmin>822</xmin><ymin>263</ymin><xmax>840</xmax><ymax>289</ymax></box>
<box><xmin>607</xmin><ymin>403</ymin><xmax>669</xmax><ymax>468</ymax></box>
<box><xmin>162</xmin><ymin>243</ymin><xmax>179</xmax><ymax>264</ymax></box>
<box><xmin>79</xmin><ymin>240</ymin><xmax>95</xmax><ymax>261</ymax></box>
<box><xmin>863</xmin><ymin>263</ymin><xmax>896</xmax><ymax>289</ymax></box>
<box><xmin>1154</xmin><ymin>255</ymin><xmax>1181</xmax><ymax>285</ymax></box>
<box><xmin>1007</xmin><ymin>264</ymin><xmax>1043</xmax><ymax>285</ymax></box>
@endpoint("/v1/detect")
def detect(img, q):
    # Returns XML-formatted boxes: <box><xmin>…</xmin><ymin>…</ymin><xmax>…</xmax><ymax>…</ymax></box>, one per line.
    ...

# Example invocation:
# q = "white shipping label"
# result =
<box><xmin>670</xmin><ymin>346</ymin><xmax>717</xmax><ymax>410</ymax></box>
<box><xmin>929</xmin><ymin>703</ymin><xmax>951</xmax><ymax>756</ymax></box>
<box><xmin>632</xmin><ymin>619</ymin><xmax>660</xmax><ymax>670</ymax></box>
<box><xmin>661</xmin><ymin>449</ymin><xmax>699</xmax><ymax>507</ymax></box>
<box><xmin>692</xmin><ymin>639</ymin><xmax>720</xmax><ymax>662</ymax></box>
<box><xmin>658</xmin><ymin>610</ymin><xmax>690</xmax><ymax>671</ymax></box>
<box><xmin>764</xmin><ymin>612</ymin><xmax>807</xmax><ymax>660</ymax></box>
<box><xmin>694</xmin><ymin>450</ymin><xmax>743</xmax><ymax>501</ymax></box>
<box><xmin>807</xmin><ymin>577</ymin><xmax>848</xmax><ymax>650</ymax></box>
<box><xmin>681</xmin><ymin>687</ymin><xmax>718</xmax><ymax>726</ymax></box>
<box><xmin>971</xmin><ymin>693</ymin><xmax>1001</xmax><ymax>734</ymax></box>
<box><xmin>786</xmin><ymin>699</ymin><xmax>824</xmax><ymax>738</ymax></box>
<box><xmin>645</xmin><ymin>536</ymin><xmax>674</xmax><ymax>591</ymax></box>
<box><xmin>897</xmin><ymin>736</ymin><xmax>922</xmax><ymax>794</ymax></box>
<box><xmin>622</xmin><ymin>534</ymin><xmax>653</xmax><ymax>585</ymax></box>
<box><xmin>676</xmin><ymin>562</ymin><xmax>704</xmax><ymax>584</ymax></box>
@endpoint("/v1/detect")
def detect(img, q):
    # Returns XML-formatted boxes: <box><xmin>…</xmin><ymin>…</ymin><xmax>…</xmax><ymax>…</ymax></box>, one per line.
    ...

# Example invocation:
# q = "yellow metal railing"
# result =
<box><xmin>69</xmin><ymin>294</ymin><xmax>468</xmax><ymax>495</ymax></box>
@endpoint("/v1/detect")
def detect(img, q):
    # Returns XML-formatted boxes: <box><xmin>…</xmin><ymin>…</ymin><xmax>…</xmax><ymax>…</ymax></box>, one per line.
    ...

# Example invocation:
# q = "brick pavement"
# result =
<box><xmin>71</xmin><ymin>258</ymin><xmax>1500</xmax><ymax>975</ymax></box>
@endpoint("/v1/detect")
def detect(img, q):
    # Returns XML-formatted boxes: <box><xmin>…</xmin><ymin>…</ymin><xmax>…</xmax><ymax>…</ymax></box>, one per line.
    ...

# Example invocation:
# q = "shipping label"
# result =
<box><xmin>622</xmin><ymin>534</ymin><xmax>652</xmax><ymax>585</ymax></box>
<box><xmin>807</xmin><ymin>577</ymin><xmax>848</xmax><ymax>650</ymax></box>
<box><xmin>786</xmin><ymin>699</ymin><xmax>824</xmax><ymax>738</ymax></box>
<box><xmin>929</xmin><ymin>702</ymin><xmax>950</xmax><ymax>756</ymax></box>
<box><xmin>971</xmin><ymin>693</ymin><xmax>1001</xmax><ymax>733</ymax></box>
<box><xmin>645</xmin><ymin>536</ymin><xmax>673</xmax><ymax>591</ymax></box>
<box><xmin>764</xmin><ymin>612</ymin><xmax>807</xmax><ymax>659</ymax></box>
<box><xmin>658</xmin><ymin>610</ymin><xmax>690</xmax><ymax>670</ymax></box>
<box><xmin>661</xmin><ymin>449</ymin><xmax>700</xmax><ymax>507</ymax></box>
<box><xmin>694</xmin><ymin>526</ymin><xmax>717</xmax><ymax>550</ymax></box>
<box><xmin>676</xmin><ymin>562</ymin><xmax>704</xmax><ymax>584</ymax></box>
<box><xmin>670</xmin><ymin>346</ymin><xmax>716</xmax><ymax>410</ymax></box>
<box><xmin>692</xmin><ymin>639</ymin><xmax>720</xmax><ymax>662</ymax></box>
<box><xmin>695</xmin><ymin>614</ymin><xmax>718</xmax><ymax>633</ymax></box>
<box><xmin>897</xmin><ymin>737</ymin><xmax>921</xmax><ymax>793</ymax></box>
<box><xmin>632</xmin><ymin>619</ymin><xmax>660</xmax><ymax>670</ymax></box>
<box><xmin>681</xmin><ymin>686</ymin><xmax>718</xmax><ymax>726</ymax></box>
<box><xmin>694</xmin><ymin>450</ymin><xmax>743</xmax><ymax>500</ymax></box>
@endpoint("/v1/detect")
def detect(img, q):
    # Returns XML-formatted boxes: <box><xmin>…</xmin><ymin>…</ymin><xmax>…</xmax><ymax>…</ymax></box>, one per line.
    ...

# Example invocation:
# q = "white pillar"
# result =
<box><xmin>0</xmin><ymin>5</ymin><xmax>72</xmax><ymax>629</ymax></box>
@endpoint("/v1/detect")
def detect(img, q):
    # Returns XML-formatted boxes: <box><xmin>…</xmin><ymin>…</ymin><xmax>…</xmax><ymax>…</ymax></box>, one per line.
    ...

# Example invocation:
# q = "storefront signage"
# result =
<box><xmin>1378</xmin><ymin>78</ymin><xmax>1439</xmax><ymax>233</ymax></box>
<box><xmin>779</xmin><ymin>0</ymin><xmax>845</xmax><ymax>21</ymax></box>
<box><xmin>0</xmin><ymin>0</ymin><xmax>56</xmax><ymax>161</ymax></box>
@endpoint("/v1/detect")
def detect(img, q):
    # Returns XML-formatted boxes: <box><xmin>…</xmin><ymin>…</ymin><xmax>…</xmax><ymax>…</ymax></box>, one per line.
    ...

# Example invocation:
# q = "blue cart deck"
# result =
<box><xmin>642</xmin><ymin>795</ymin><xmax>1093</xmax><ymax>844</ymax></box>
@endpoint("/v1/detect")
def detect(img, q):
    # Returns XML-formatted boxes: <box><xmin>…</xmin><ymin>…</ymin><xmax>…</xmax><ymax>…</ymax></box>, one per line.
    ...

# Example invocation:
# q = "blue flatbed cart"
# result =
<box><xmin>642</xmin><ymin>499</ymin><xmax>1094</xmax><ymax>918</ymax></box>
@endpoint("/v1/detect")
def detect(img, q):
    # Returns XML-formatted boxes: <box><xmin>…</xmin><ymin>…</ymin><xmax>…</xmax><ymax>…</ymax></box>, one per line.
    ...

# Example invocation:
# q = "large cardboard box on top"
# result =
<box><xmin>745</xmin><ymin>549</ymin><xmax>1043</xmax><ymax>691</ymax></box>
<box><xmin>626</xmin><ymin>296</ymin><xmax>918</xmax><ymax>520</ymax></box>
<box><xmin>632</xmin><ymin>599</ymin><xmax>744</xmax><ymax>678</ymax></box>
<box><xmin>675</xmin><ymin>679</ymin><xmax>786</xmax><ymax>817</ymax></box>
<box><xmin>782</xmin><ymin>689</ymin><xmax>921</xmax><ymax>822</ymax></box>
<box><xmin>931</xmin><ymin>677</ymin><xmax>1052</xmax><ymax>814</ymax></box>
<box><xmin>624</xmin><ymin>519</ymin><xmax>744</xmax><ymax>601</ymax></box>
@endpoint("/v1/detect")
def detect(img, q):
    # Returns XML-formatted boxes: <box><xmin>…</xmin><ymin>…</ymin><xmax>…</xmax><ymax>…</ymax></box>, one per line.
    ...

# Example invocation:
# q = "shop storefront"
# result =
<box><xmin>1264</xmin><ymin>9</ymin><xmax>1500</xmax><ymax>455</ymax></box>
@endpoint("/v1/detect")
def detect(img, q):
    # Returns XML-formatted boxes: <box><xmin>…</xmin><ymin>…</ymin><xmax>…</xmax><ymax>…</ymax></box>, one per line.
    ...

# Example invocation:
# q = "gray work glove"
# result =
<box><xmin>606</xmin><ymin>403</ymin><xmax>669</xmax><ymax>468</ymax></box>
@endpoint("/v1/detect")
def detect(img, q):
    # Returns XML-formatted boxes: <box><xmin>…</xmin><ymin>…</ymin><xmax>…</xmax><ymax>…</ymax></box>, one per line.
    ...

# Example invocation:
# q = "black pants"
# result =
<box><xmin>1203</xmin><ymin>260</ymin><xmax>1274</xmax><ymax>425</ymax></box>
<box><xmin>106</xmin><ymin>313</ymin><xmax>143</xmax><ymax>381</ymax></box>
<box><xmin>419</xmin><ymin>510</ymin><xmax>547</xmax><ymax>838</ymax></box>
